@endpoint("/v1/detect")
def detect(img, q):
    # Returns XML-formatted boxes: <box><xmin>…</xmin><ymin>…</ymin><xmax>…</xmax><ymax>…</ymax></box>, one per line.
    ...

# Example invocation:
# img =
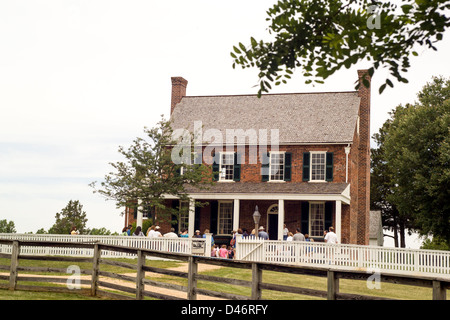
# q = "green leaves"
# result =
<box><xmin>230</xmin><ymin>0</ymin><xmax>450</xmax><ymax>96</ymax></box>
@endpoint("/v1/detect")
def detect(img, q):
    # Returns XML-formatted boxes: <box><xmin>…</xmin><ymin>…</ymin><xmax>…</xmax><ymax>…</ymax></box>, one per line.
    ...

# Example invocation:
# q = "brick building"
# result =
<box><xmin>126</xmin><ymin>70</ymin><xmax>371</xmax><ymax>245</ymax></box>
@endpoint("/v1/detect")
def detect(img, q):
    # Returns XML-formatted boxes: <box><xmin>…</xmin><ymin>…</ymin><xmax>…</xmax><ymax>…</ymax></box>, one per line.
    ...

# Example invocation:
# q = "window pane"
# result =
<box><xmin>270</xmin><ymin>153</ymin><xmax>284</xmax><ymax>181</ymax></box>
<box><xmin>311</xmin><ymin>153</ymin><xmax>325</xmax><ymax>181</ymax></box>
<box><xmin>218</xmin><ymin>202</ymin><xmax>233</xmax><ymax>235</ymax></box>
<box><xmin>179</xmin><ymin>202</ymin><xmax>189</xmax><ymax>233</ymax></box>
<box><xmin>310</xmin><ymin>203</ymin><xmax>325</xmax><ymax>237</ymax></box>
<box><xmin>220</xmin><ymin>153</ymin><xmax>234</xmax><ymax>180</ymax></box>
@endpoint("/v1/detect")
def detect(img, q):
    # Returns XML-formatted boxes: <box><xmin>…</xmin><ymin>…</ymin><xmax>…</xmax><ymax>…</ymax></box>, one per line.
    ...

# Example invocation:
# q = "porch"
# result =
<box><xmin>165</xmin><ymin>182</ymin><xmax>351</xmax><ymax>245</ymax></box>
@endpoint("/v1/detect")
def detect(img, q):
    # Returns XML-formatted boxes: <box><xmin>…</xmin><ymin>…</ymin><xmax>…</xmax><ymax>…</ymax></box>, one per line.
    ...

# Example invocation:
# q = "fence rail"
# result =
<box><xmin>0</xmin><ymin>239</ymin><xmax>449</xmax><ymax>300</ymax></box>
<box><xmin>236</xmin><ymin>237</ymin><xmax>450</xmax><ymax>276</ymax></box>
<box><xmin>0</xmin><ymin>233</ymin><xmax>210</xmax><ymax>258</ymax></box>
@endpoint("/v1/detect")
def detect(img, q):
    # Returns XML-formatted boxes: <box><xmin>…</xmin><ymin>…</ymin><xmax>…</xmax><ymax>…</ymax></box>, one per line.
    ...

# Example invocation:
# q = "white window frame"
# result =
<box><xmin>217</xmin><ymin>201</ymin><xmax>233</xmax><ymax>235</ymax></box>
<box><xmin>219</xmin><ymin>152</ymin><xmax>235</xmax><ymax>182</ymax></box>
<box><xmin>310</xmin><ymin>151</ymin><xmax>327</xmax><ymax>182</ymax></box>
<box><xmin>309</xmin><ymin>202</ymin><xmax>325</xmax><ymax>237</ymax></box>
<box><xmin>179</xmin><ymin>201</ymin><xmax>189</xmax><ymax>233</ymax></box>
<box><xmin>269</xmin><ymin>151</ymin><xmax>285</xmax><ymax>182</ymax></box>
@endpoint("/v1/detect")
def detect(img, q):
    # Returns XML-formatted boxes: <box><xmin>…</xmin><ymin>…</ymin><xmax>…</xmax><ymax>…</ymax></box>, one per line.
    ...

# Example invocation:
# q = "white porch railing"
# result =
<box><xmin>236</xmin><ymin>237</ymin><xmax>450</xmax><ymax>277</ymax></box>
<box><xmin>0</xmin><ymin>234</ymin><xmax>210</xmax><ymax>258</ymax></box>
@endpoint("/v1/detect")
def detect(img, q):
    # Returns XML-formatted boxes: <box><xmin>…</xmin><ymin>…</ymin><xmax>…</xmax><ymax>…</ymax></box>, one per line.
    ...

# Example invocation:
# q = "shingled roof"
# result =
<box><xmin>170</xmin><ymin>92</ymin><xmax>361</xmax><ymax>144</ymax></box>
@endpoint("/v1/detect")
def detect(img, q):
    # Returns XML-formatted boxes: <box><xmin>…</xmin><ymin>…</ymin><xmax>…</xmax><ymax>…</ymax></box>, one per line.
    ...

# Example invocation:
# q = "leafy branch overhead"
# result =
<box><xmin>231</xmin><ymin>0</ymin><xmax>450</xmax><ymax>96</ymax></box>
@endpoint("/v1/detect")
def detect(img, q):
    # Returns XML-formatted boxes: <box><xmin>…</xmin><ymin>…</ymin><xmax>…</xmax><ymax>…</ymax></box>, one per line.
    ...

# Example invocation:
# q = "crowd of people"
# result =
<box><xmin>119</xmin><ymin>224</ymin><xmax>338</xmax><ymax>260</ymax></box>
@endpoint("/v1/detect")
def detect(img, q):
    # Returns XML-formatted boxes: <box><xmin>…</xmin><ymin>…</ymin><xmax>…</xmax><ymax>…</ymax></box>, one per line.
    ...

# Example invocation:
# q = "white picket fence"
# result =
<box><xmin>0</xmin><ymin>234</ymin><xmax>209</xmax><ymax>258</ymax></box>
<box><xmin>236</xmin><ymin>237</ymin><xmax>450</xmax><ymax>276</ymax></box>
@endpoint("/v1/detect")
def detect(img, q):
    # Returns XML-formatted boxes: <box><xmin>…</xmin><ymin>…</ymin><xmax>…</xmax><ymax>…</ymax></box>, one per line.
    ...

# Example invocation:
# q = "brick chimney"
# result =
<box><xmin>171</xmin><ymin>77</ymin><xmax>188</xmax><ymax>114</ymax></box>
<box><xmin>356</xmin><ymin>69</ymin><xmax>371</xmax><ymax>245</ymax></box>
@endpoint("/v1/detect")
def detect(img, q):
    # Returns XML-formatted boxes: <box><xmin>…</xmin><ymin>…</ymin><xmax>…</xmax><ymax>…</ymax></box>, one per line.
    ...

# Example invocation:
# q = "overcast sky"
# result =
<box><xmin>1</xmin><ymin>1</ymin><xmax>449</xmax><ymax>246</ymax></box>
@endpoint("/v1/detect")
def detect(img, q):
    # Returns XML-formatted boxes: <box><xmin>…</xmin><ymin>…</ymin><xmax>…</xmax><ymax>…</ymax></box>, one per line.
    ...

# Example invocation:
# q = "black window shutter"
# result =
<box><xmin>261</xmin><ymin>152</ymin><xmax>270</xmax><ymax>182</ymax></box>
<box><xmin>325</xmin><ymin>202</ymin><xmax>333</xmax><ymax>230</ymax></box>
<box><xmin>171</xmin><ymin>200</ymin><xmax>179</xmax><ymax>233</ymax></box>
<box><xmin>210</xmin><ymin>201</ymin><xmax>218</xmax><ymax>235</ymax></box>
<box><xmin>212</xmin><ymin>152</ymin><xmax>219</xmax><ymax>181</ymax></box>
<box><xmin>326</xmin><ymin>152</ymin><xmax>334</xmax><ymax>182</ymax></box>
<box><xmin>233</xmin><ymin>152</ymin><xmax>241</xmax><ymax>181</ymax></box>
<box><xmin>195</xmin><ymin>206</ymin><xmax>201</xmax><ymax>232</ymax></box>
<box><xmin>284</xmin><ymin>152</ymin><xmax>292</xmax><ymax>181</ymax></box>
<box><xmin>302</xmin><ymin>152</ymin><xmax>310</xmax><ymax>181</ymax></box>
<box><xmin>301</xmin><ymin>201</ymin><xmax>309</xmax><ymax>234</ymax></box>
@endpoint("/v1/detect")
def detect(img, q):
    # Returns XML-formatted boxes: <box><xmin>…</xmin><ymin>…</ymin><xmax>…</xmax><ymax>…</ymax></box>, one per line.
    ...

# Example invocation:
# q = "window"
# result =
<box><xmin>311</xmin><ymin>152</ymin><xmax>326</xmax><ymax>181</ymax></box>
<box><xmin>218</xmin><ymin>202</ymin><xmax>233</xmax><ymax>235</ymax></box>
<box><xmin>270</xmin><ymin>152</ymin><xmax>285</xmax><ymax>181</ymax></box>
<box><xmin>220</xmin><ymin>153</ymin><xmax>234</xmax><ymax>181</ymax></box>
<box><xmin>310</xmin><ymin>202</ymin><xmax>325</xmax><ymax>237</ymax></box>
<box><xmin>179</xmin><ymin>201</ymin><xmax>189</xmax><ymax>233</ymax></box>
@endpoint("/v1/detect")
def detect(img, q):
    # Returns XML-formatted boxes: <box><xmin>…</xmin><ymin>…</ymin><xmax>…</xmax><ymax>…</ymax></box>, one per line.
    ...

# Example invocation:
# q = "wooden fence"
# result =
<box><xmin>0</xmin><ymin>239</ymin><xmax>449</xmax><ymax>300</ymax></box>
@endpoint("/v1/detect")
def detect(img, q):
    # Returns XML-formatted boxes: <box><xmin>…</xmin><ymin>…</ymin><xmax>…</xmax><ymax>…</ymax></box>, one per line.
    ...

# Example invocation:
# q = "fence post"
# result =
<box><xmin>432</xmin><ymin>280</ymin><xmax>446</xmax><ymax>300</ymax></box>
<box><xmin>9</xmin><ymin>240</ymin><xmax>20</xmax><ymax>291</ymax></box>
<box><xmin>91</xmin><ymin>243</ymin><xmax>100</xmax><ymax>296</ymax></box>
<box><xmin>136</xmin><ymin>250</ymin><xmax>145</xmax><ymax>300</ymax></box>
<box><xmin>327</xmin><ymin>270</ymin><xmax>339</xmax><ymax>300</ymax></box>
<box><xmin>251</xmin><ymin>263</ymin><xmax>262</xmax><ymax>300</ymax></box>
<box><xmin>187</xmin><ymin>256</ymin><xmax>198</xmax><ymax>300</ymax></box>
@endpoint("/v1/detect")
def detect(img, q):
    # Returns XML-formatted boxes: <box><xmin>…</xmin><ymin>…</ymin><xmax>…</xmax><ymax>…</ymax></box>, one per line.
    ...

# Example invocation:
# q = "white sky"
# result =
<box><xmin>0</xmin><ymin>1</ymin><xmax>449</xmax><ymax>245</ymax></box>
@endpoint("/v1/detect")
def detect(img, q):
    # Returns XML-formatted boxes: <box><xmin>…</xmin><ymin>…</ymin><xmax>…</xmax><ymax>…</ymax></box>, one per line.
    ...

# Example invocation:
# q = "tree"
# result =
<box><xmin>48</xmin><ymin>200</ymin><xmax>89</xmax><ymax>235</ymax></box>
<box><xmin>373</xmin><ymin>76</ymin><xmax>450</xmax><ymax>246</ymax></box>
<box><xmin>231</xmin><ymin>0</ymin><xmax>450</xmax><ymax>96</ymax></box>
<box><xmin>90</xmin><ymin>116</ymin><xmax>213</xmax><ymax>225</ymax></box>
<box><xmin>0</xmin><ymin>219</ymin><xmax>16</xmax><ymax>233</ymax></box>
<box><xmin>371</xmin><ymin>107</ymin><xmax>415</xmax><ymax>247</ymax></box>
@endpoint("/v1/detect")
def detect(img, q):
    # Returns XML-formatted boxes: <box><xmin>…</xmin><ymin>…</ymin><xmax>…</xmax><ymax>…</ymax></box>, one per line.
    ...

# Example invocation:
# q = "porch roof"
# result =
<box><xmin>180</xmin><ymin>182</ymin><xmax>350</xmax><ymax>203</ymax></box>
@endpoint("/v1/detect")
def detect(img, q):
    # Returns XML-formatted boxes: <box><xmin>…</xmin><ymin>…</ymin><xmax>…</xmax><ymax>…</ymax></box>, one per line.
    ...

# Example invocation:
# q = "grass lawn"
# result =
<box><xmin>0</xmin><ymin>257</ymin><xmax>446</xmax><ymax>300</ymax></box>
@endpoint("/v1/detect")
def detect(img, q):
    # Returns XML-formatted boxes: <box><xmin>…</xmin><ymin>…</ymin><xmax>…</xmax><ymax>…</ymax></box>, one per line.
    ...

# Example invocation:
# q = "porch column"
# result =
<box><xmin>233</xmin><ymin>199</ymin><xmax>240</xmax><ymax>232</ymax></box>
<box><xmin>278</xmin><ymin>199</ymin><xmax>285</xmax><ymax>241</ymax></box>
<box><xmin>136</xmin><ymin>199</ymin><xmax>143</xmax><ymax>228</ymax></box>
<box><xmin>188</xmin><ymin>198</ymin><xmax>195</xmax><ymax>237</ymax></box>
<box><xmin>336</xmin><ymin>200</ymin><xmax>342</xmax><ymax>243</ymax></box>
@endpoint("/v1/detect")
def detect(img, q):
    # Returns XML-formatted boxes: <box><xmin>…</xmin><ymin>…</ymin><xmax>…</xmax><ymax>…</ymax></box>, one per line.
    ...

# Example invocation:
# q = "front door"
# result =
<box><xmin>268</xmin><ymin>214</ymin><xmax>278</xmax><ymax>240</ymax></box>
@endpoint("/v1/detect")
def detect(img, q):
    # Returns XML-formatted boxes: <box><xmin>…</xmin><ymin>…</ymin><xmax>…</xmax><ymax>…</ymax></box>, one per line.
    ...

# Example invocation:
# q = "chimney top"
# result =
<box><xmin>170</xmin><ymin>77</ymin><xmax>188</xmax><ymax>115</ymax></box>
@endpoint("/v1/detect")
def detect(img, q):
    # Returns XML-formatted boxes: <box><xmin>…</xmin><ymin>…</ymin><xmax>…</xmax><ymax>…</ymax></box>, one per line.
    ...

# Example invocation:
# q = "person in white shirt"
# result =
<box><xmin>324</xmin><ymin>227</ymin><xmax>338</xmax><ymax>244</ymax></box>
<box><xmin>147</xmin><ymin>225</ymin><xmax>155</xmax><ymax>238</ymax></box>
<box><xmin>164</xmin><ymin>228</ymin><xmax>178</xmax><ymax>238</ymax></box>
<box><xmin>153</xmin><ymin>226</ymin><xmax>162</xmax><ymax>237</ymax></box>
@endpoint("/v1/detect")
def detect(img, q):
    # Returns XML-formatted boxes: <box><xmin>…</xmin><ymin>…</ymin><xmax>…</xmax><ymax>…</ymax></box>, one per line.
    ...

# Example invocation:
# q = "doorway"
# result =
<box><xmin>267</xmin><ymin>204</ymin><xmax>278</xmax><ymax>240</ymax></box>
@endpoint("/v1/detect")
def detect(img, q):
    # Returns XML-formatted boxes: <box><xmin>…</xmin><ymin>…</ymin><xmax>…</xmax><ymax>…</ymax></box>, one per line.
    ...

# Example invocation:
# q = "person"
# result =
<box><xmin>211</xmin><ymin>244</ymin><xmax>219</xmax><ymax>257</ymax></box>
<box><xmin>293</xmin><ymin>228</ymin><xmax>305</xmax><ymax>241</ymax></box>
<box><xmin>242</xmin><ymin>228</ymin><xmax>249</xmax><ymax>238</ymax></box>
<box><xmin>164</xmin><ymin>228</ymin><xmax>178</xmax><ymax>238</ymax></box>
<box><xmin>193</xmin><ymin>230</ymin><xmax>202</xmax><ymax>238</ymax></box>
<box><xmin>249</xmin><ymin>229</ymin><xmax>256</xmax><ymax>238</ymax></box>
<box><xmin>219</xmin><ymin>244</ymin><xmax>229</xmax><ymax>258</ymax></box>
<box><xmin>147</xmin><ymin>225</ymin><xmax>156</xmax><ymax>238</ymax></box>
<box><xmin>126</xmin><ymin>225</ymin><xmax>132</xmax><ymax>236</ymax></box>
<box><xmin>230</xmin><ymin>230</ymin><xmax>237</xmax><ymax>247</ymax></box>
<box><xmin>180</xmin><ymin>229</ymin><xmax>189</xmax><ymax>238</ymax></box>
<box><xmin>203</xmin><ymin>229</ymin><xmax>215</xmax><ymax>246</ymax></box>
<box><xmin>324</xmin><ymin>227</ymin><xmax>338</xmax><ymax>244</ymax></box>
<box><xmin>153</xmin><ymin>226</ymin><xmax>162</xmax><ymax>238</ymax></box>
<box><xmin>70</xmin><ymin>226</ymin><xmax>79</xmax><ymax>235</ymax></box>
<box><xmin>323</xmin><ymin>230</ymin><xmax>328</xmax><ymax>240</ymax></box>
<box><xmin>121</xmin><ymin>227</ymin><xmax>128</xmax><ymax>236</ymax></box>
<box><xmin>283</xmin><ymin>224</ymin><xmax>289</xmax><ymax>240</ymax></box>
<box><xmin>133</xmin><ymin>226</ymin><xmax>145</xmax><ymax>237</ymax></box>
<box><xmin>227</xmin><ymin>245</ymin><xmax>235</xmax><ymax>259</ymax></box>
<box><xmin>258</xmin><ymin>226</ymin><xmax>269</xmax><ymax>240</ymax></box>
<box><xmin>286</xmin><ymin>232</ymin><xmax>294</xmax><ymax>241</ymax></box>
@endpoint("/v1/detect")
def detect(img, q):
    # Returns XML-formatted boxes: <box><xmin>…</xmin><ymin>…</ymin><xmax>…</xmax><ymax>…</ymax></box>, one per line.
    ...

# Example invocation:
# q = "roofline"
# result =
<box><xmin>181</xmin><ymin>91</ymin><xmax>359</xmax><ymax>99</ymax></box>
